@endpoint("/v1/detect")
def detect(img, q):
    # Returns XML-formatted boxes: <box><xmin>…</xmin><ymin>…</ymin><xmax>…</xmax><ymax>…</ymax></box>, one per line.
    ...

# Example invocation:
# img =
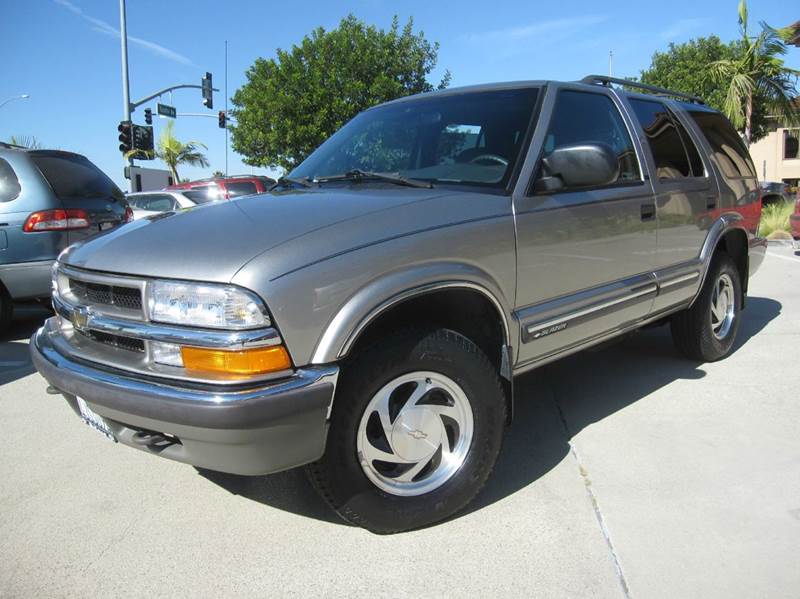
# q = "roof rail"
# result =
<box><xmin>0</xmin><ymin>141</ymin><xmax>27</xmax><ymax>150</ymax></box>
<box><xmin>580</xmin><ymin>75</ymin><xmax>705</xmax><ymax>104</ymax></box>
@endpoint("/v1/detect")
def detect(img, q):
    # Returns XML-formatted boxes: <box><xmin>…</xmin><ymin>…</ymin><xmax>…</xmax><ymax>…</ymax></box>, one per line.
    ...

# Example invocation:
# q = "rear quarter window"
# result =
<box><xmin>688</xmin><ymin>111</ymin><xmax>756</xmax><ymax>179</ymax></box>
<box><xmin>225</xmin><ymin>181</ymin><xmax>258</xmax><ymax>197</ymax></box>
<box><xmin>0</xmin><ymin>158</ymin><xmax>21</xmax><ymax>203</ymax></box>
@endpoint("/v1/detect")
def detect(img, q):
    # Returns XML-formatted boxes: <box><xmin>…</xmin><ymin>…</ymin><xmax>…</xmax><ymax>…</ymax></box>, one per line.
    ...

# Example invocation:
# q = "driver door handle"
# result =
<box><xmin>641</xmin><ymin>203</ymin><xmax>656</xmax><ymax>221</ymax></box>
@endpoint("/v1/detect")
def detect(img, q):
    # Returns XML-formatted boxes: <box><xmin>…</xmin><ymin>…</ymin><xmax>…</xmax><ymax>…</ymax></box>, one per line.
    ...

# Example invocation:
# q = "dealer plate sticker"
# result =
<box><xmin>76</xmin><ymin>397</ymin><xmax>117</xmax><ymax>442</ymax></box>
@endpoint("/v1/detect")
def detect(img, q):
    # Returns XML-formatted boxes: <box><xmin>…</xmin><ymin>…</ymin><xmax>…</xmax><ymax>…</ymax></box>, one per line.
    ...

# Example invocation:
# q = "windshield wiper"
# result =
<box><xmin>315</xmin><ymin>169</ymin><xmax>433</xmax><ymax>189</ymax></box>
<box><xmin>269</xmin><ymin>176</ymin><xmax>315</xmax><ymax>191</ymax></box>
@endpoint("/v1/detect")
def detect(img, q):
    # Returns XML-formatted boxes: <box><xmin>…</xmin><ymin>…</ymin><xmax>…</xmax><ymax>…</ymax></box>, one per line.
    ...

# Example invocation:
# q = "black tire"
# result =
<box><xmin>670</xmin><ymin>252</ymin><xmax>741</xmax><ymax>361</ymax></box>
<box><xmin>0</xmin><ymin>289</ymin><xmax>12</xmax><ymax>334</ymax></box>
<box><xmin>307</xmin><ymin>327</ymin><xmax>506</xmax><ymax>534</ymax></box>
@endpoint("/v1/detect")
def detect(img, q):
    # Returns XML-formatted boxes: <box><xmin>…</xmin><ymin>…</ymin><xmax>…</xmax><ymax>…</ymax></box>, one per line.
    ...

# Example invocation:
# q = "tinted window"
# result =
<box><xmin>226</xmin><ymin>181</ymin><xmax>258</xmax><ymax>197</ymax></box>
<box><xmin>181</xmin><ymin>189</ymin><xmax>217</xmax><ymax>204</ymax></box>
<box><xmin>0</xmin><ymin>158</ymin><xmax>21</xmax><ymax>203</ymax></box>
<box><xmin>29</xmin><ymin>152</ymin><xmax>124</xmax><ymax>200</ymax></box>
<box><xmin>541</xmin><ymin>90</ymin><xmax>640</xmax><ymax>187</ymax></box>
<box><xmin>136</xmin><ymin>194</ymin><xmax>175</xmax><ymax>212</ymax></box>
<box><xmin>629</xmin><ymin>99</ymin><xmax>703</xmax><ymax>179</ymax></box>
<box><xmin>291</xmin><ymin>88</ymin><xmax>539</xmax><ymax>188</ymax></box>
<box><xmin>688</xmin><ymin>110</ymin><xmax>756</xmax><ymax>178</ymax></box>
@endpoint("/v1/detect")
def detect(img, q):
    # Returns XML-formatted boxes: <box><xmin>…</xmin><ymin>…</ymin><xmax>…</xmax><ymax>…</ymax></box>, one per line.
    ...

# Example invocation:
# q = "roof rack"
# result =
<box><xmin>0</xmin><ymin>141</ymin><xmax>27</xmax><ymax>150</ymax></box>
<box><xmin>580</xmin><ymin>75</ymin><xmax>705</xmax><ymax>104</ymax></box>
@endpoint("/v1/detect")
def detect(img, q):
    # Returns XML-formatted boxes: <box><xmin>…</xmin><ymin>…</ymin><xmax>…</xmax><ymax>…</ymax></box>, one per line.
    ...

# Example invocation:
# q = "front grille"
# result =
<box><xmin>85</xmin><ymin>330</ymin><xmax>145</xmax><ymax>353</ymax></box>
<box><xmin>69</xmin><ymin>279</ymin><xmax>142</xmax><ymax>311</ymax></box>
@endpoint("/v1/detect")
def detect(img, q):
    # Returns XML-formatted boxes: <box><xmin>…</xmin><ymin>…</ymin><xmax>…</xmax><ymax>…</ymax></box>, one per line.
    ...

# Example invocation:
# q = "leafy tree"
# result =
<box><xmin>152</xmin><ymin>121</ymin><xmax>209</xmax><ymax>182</ymax></box>
<box><xmin>640</xmin><ymin>36</ymin><xmax>737</xmax><ymax>112</ymax></box>
<box><xmin>211</xmin><ymin>170</ymin><xmax>225</xmax><ymax>177</ymax></box>
<box><xmin>230</xmin><ymin>14</ymin><xmax>450</xmax><ymax>171</ymax></box>
<box><xmin>708</xmin><ymin>0</ymin><xmax>799</xmax><ymax>144</ymax></box>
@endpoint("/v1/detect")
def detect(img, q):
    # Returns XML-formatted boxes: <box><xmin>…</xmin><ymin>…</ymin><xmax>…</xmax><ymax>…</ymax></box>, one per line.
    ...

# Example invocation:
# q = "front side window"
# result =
<box><xmin>0</xmin><ymin>158</ymin><xmax>21</xmax><ymax>203</ymax></box>
<box><xmin>538</xmin><ymin>90</ymin><xmax>641</xmax><ymax>188</ymax></box>
<box><xmin>688</xmin><ymin>110</ymin><xmax>756</xmax><ymax>178</ymax></box>
<box><xmin>291</xmin><ymin>88</ymin><xmax>539</xmax><ymax>188</ymax></box>
<box><xmin>629</xmin><ymin>98</ymin><xmax>704</xmax><ymax>179</ymax></box>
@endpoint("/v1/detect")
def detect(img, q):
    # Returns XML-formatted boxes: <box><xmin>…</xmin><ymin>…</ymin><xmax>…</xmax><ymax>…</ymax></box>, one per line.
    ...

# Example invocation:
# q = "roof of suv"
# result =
<box><xmin>377</xmin><ymin>75</ymin><xmax>710</xmax><ymax>111</ymax></box>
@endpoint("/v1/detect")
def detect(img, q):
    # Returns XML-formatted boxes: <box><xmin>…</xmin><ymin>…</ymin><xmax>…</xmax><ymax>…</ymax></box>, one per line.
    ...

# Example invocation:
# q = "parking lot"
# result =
<box><xmin>0</xmin><ymin>245</ymin><xmax>797</xmax><ymax>598</ymax></box>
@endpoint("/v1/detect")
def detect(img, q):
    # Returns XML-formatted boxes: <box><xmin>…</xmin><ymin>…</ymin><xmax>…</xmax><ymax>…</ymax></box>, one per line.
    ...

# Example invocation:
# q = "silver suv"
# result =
<box><xmin>31</xmin><ymin>76</ymin><xmax>765</xmax><ymax>533</ymax></box>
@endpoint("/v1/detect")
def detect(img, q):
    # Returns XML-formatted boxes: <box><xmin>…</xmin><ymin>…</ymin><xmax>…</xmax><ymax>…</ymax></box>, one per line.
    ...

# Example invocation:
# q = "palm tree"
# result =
<box><xmin>8</xmin><ymin>135</ymin><xmax>42</xmax><ymax>149</ymax></box>
<box><xmin>709</xmin><ymin>0</ymin><xmax>800</xmax><ymax>145</ymax></box>
<box><xmin>153</xmin><ymin>121</ymin><xmax>209</xmax><ymax>182</ymax></box>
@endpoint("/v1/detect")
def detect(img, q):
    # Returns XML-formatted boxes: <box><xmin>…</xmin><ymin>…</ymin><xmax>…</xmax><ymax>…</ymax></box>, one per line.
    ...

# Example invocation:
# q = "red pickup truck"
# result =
<box><xmin>167</xmin><ymin>174</ymin><xmax>275</xmax><ymax>201</ymax></box>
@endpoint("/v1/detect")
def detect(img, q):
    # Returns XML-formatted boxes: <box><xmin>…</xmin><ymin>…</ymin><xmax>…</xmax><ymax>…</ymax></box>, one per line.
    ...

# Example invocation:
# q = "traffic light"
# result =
<box><xmin>133</xmin><ymin>125</ymin><xmax>154</xmax><ymax>157</ymax></box>
<box><xmin>144</xmin><ymin>108</ymin><xmax>152</xmax><ymax>125</ymax></box>
<box><xmin>202</xmin><ymin>72</ymin><xmax>213</xmax><ymax>109</ymax></box>
<box><xmin>118</xmin><ymin>121</ymin><xmax>132</xmax><ymax>153</ymax></box>
<box><xmin>218</xmin><ymin>111</ymin><xmax>226</xmax><ymax>129</ymax></box>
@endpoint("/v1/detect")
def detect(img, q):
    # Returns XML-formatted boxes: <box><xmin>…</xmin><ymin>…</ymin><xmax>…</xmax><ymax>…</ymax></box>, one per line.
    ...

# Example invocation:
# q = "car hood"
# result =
<box><xmin>61</xmin><ymin>187</ymin><xmax>461</xmax><ymax>283</ymax></box>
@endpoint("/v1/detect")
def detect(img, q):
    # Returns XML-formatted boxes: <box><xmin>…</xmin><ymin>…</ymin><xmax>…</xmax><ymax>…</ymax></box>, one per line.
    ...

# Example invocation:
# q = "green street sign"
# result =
<box><xmin>157</xmin><ymin>103</ymin><xmax>177</xmax><ymax>118</ymax></box>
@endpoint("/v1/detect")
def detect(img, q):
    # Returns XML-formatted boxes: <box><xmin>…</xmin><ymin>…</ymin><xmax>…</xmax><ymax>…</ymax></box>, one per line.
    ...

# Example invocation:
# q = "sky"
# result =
<box><xmin>2</xmin><ymin>0</ymin><xmax>798</xmax><ymax>189</ymax></box>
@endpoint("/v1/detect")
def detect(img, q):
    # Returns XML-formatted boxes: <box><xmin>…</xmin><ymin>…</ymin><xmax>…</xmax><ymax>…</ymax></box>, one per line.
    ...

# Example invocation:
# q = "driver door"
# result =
<box><xmin>512</xmin><ymin>86</ymin><xmax>657</xmax><ymax>368</ymax></box>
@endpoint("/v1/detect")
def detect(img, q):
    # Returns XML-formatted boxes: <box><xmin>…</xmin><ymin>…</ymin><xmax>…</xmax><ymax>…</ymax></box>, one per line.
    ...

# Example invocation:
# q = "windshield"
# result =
<box><xmin>290</xmin><ymin>88</ymin><xmax>539</xmax><ymax>189</ymax></box>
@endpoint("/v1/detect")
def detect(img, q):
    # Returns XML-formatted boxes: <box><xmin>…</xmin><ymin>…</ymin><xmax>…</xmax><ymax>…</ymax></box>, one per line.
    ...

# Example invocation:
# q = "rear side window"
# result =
<box><xmin>541</xmin><ymin>90</ymin><xmax>641</xmax><ymax>188</ymax></box>
<box><xmin>629</xmin><ymin>99</ymin><xmax>704</xmax><ymax>179</ymax></box>
<box><xmin>29</xmin><ymin>152</ymin><xmax>124</xmax><ymax>200</ymax></box>
<box><xmin>0</xmin><ymin>158</ymin><xmax>21</xmax><ymax>203</ymax></box>
<box><xmin>688</xmin><ymin>110</ymin><xmax>756</xmax><ymax>178</ymax></box>
<box><xmin>181</xmin><ymin>188</ymin><xmax>218</xmax><ymax>204</ymax></box>
<box><xmin>225</xmin><ymin>181</ymin><xmax>258</xmax><ymax>197</ymax></box>
<box><xmin>136</xmin><ymin>194</ymin><xmax>176</xmax><ymax>212</ymax></box>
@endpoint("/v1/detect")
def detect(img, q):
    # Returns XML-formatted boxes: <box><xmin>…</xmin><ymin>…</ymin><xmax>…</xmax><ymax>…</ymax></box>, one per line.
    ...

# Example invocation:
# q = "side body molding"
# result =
<box><xmin>309</xmin><ymin>262</ymin><xmax>515</xmax><ymax>365</ymax></box>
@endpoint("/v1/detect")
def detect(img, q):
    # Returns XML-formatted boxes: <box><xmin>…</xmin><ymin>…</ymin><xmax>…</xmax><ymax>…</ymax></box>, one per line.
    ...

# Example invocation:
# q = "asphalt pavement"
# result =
<box><xmin>1</xmin><ymin>245</ymin><xmax>798</xmax><ymax>598</ymax></box>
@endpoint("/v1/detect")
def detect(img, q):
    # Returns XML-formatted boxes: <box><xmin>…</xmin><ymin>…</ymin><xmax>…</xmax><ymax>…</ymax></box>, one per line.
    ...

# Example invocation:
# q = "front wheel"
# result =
<box><xmin>307</xmin><ymin>328</ymin><xmax>506</xmax><ymax>533</ymax></box>
<box><xmin>670</xmin><ymin>252</ymin><xmax>742</xmax><ymax>361</ymax></box>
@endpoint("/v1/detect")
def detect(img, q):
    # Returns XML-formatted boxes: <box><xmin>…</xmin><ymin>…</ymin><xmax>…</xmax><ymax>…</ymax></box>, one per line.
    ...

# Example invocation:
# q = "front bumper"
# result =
<box><xmin>31</xmin><ymin>323</ymin><xmax>339</xmax><ymax>476</ymax></box>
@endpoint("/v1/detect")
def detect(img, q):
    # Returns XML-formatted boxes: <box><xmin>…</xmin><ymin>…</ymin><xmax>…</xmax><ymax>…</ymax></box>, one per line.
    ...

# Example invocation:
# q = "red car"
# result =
<box><xmin>791</xmin><ymin>193</ymin><xmax>800</xmax><ymax>243</ymax></box>
<box><xmin>167</xmin><ymin>175</ymin><xmax>275</xmax><ymax>201</ymax></box>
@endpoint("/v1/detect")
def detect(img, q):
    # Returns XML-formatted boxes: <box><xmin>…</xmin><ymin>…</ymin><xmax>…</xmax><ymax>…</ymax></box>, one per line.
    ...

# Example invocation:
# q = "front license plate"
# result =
<box><xmin>76</xmin><ymin>397</ymin><xmax>117</xmax><ymax>442</ymax></box>
<box><xmin>99</xmin><ymin>221</ymin><xmax>115</xmax><ymax>231</ymax></box>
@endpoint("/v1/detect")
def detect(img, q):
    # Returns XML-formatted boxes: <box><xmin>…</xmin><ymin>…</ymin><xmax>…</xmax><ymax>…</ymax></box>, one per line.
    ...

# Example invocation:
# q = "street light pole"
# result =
<box><xmin>119</xmin><ymin>0</ymin><xmax>133</xmax><ymax>176</ymax></box>
<box><xmin>0</xmin><ymin>94</ymin><xmax>30</xmax><ymax>110</ymax></box>
<box><xmin>225</xmin><ymin>40</ymin><xmax>229</xmax><ymax>177</ymax></box>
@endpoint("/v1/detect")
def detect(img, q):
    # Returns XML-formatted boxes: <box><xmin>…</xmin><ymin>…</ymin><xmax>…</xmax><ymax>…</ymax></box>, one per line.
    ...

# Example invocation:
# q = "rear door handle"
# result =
<box><xmin>641</xmin><ymin>203</ymin><xmax>656</xmax><ymax>221</ymax></box>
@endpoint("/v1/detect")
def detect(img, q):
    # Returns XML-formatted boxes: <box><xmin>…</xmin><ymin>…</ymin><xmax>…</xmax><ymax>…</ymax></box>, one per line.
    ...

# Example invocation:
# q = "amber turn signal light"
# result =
<box><xmin>181</xmin><ymin>345</ymin><xmax>292</xmax><ymax>376</ymax></box>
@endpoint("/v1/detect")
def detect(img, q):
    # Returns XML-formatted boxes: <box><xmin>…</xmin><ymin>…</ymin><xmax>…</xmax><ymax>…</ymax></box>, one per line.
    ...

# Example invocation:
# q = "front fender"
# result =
<box><xmin>309</xmin><ymin>261</ymin><xmax>515</xmax><ymax>364</ymax></box>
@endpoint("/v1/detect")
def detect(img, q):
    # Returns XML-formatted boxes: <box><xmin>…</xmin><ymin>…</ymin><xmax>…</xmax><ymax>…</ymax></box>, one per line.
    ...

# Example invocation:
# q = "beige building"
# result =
<box><xmin>748</xmin><ymin>123</ymin><xmax>799</xmax><ymax>191</ymax></box>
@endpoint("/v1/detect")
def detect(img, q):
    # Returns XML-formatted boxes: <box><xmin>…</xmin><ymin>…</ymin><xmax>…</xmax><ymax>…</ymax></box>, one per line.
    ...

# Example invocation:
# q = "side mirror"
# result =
<box><xmin>534</xmin><ymin>143</ymin><xmax>620</xmax><ymax>192</ymax></box>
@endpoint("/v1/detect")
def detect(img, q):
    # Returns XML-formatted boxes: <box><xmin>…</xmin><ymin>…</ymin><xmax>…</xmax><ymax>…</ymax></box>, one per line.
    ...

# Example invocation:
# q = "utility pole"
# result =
<box><xmin>119</xmin><ymin>0</ymin><xmax>132</xmax><ymax>169</ymax></box>
<box><xmin>225</xmin><ymin>40</ymin><xmax>229</xmax><ymax>177</ymax></box>
<box><xmin>608</xmin><ymin>50</ymin><xmax>613</xmax><ymax>77</ymax></box>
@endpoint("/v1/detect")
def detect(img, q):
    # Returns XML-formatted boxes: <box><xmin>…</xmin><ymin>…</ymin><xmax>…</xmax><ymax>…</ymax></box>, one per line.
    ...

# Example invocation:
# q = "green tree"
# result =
<box><xmin>641</xmin><ymin>36</ymin><xmax>737</xmax><ymax>112</ymax></box>
<box><xmin>708</xmin><ymin>0</ymin><xmax>799</xmax><ymax>144</ymax></box>
<box><xmin>230</xmin><ymin>14</ymin><xmax>450</xmax><ymax>171</ymax></box>
<box><xmin>153</xmin><ymin>121</ymin><xmax>209</xmax><ymax>182</ymax></box>
<box><xmin>211</xmin><ymin>170</ymin><xmax>225</xmax><ymax>177</ymax></box>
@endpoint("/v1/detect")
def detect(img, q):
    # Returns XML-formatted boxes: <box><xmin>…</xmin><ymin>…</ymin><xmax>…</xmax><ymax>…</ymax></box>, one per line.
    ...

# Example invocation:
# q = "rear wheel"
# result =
<box><xmin>307</xmin><ymin>328</ymin><xmax>506</xmax><ymax>533</ymax></box>
<box><xmin>670</xmin><ymin>252</ymin><xmax>741</xmax><ymax>361</ymax></box>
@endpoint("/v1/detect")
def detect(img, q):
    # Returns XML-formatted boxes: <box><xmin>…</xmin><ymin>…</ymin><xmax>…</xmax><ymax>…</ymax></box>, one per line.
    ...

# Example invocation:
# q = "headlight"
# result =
<box><xmin>148</xmin><ymin>281</ymin><xmax>270</xmax><ymax>329</ymax></box>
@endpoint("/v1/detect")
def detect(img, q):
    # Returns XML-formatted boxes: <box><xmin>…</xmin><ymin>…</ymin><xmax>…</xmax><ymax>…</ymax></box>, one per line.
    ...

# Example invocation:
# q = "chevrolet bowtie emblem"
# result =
<box><xmin>408</xmin><ymin>429</ymin><xmax>428</xmax><ymax>440</ymax></box>
<box><xmin>72</xmin><ymin>306</ymin><xmax>90</xmax><ymax>332</ymax></box>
